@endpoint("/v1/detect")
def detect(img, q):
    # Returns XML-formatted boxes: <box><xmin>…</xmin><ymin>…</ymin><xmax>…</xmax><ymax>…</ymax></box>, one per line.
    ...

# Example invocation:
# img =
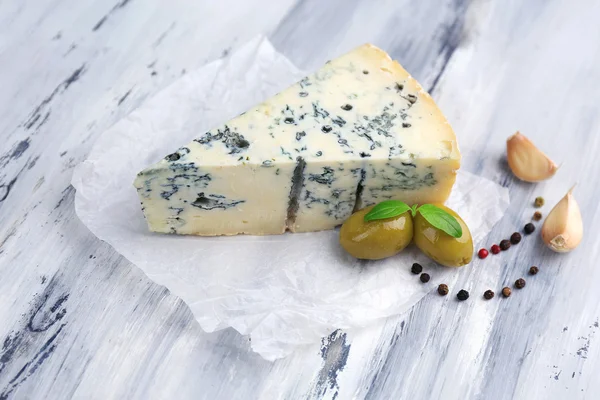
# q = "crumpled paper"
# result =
<box><xmin>72</xmin><ymin>36</ymin><xmax>510</xmax><ymax>360</ymax></box>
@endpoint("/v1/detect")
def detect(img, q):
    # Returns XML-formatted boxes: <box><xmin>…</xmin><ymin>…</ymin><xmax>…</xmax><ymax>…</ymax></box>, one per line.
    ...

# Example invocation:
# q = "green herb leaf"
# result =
<box><xmin>410</xmin><ymin>204</ymin><xmax>419</xmax><ymax>217</ymax></box>
<box><xmin>417</xmin><ymin>204</ymin><xmax>463</xmax><ymax>238</ymax></box>
<box><xmin>364</xmin><ymin>200</ymin><xmax>411</xmax><ymax>222</ymax></box>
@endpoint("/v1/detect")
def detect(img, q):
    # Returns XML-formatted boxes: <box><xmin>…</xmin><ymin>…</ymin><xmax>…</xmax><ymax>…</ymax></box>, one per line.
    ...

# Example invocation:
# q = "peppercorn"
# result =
<box><xmin>502</xmin><ymin>287</ymin><xmax>512</xmax><ymax>297</ymax></box>
<box><xmin>524</xmin><ymin>223</ymin><xmax>535</xmax><ymax>235</ymax></box>
<box><xmin>483</xmin><ymin>290</ymin><xmax>495</xmax><ymax>300</ymax></box>
<box><xmin>457</xmin><ymin>290</ymin><xmax>469</xmax><ymax>301</ymax></box>
<box><xmin>534</xmin><ymin>196</ymin><xmax>545</xmax><ymax>208</ymax></box>
<box><xmin>510</xmin><ymin>232</ymin><xmax>522</xmax><ymax>245</ymax></box>
<box><xmin>533</xmin><ymin>211</ymin><xmax>543</xmax><ymax>221</ymax></box>
<box><xmin>438</xmin><ymin>284</ymin><xmax>449</xmax><ymax>296</ymax></box>
<box><xmin>420</xmin><ymin>273</ymin><xmax>430</xmax><ymax>283</ymax></box>
<box><xmin>411</xmin><ymin>263</ymin><xmax>423</xmax><ymax>274</ymax></box>
<box><xmin>490</xmin><ymin>244</ymin><xmax>501</xmax><ymax>254</ymax></box>
<box><xmin>499</xmin><ymin>239</ymin><xmax>511</xmax><ymax>251</ymax></box>
<box><xmin>478</xmin><ymin>248</ymin><xmax>489</xmax><ymax>259</ymax></box>
<box><xmin>529</xmin><ymin>266</ymin><xmax>539</xmax><ymax>275</ymax></box>
<box><xmin>515</xmin><ymin>278</ymin><xmax>526</xmax><ymax>289</ymax></box>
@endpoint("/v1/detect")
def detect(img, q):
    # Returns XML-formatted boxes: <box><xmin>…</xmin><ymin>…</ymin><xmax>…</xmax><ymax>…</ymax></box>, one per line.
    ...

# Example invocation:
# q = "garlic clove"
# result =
<box><xmin>541</xmin><ymin>186</ymin><xmax>583</xmax><ymax>252</ymax></box>
<box><xmin>506</xmin><ymin>132</ymin><xmax>558</xmax><ymax>182</ymax></box>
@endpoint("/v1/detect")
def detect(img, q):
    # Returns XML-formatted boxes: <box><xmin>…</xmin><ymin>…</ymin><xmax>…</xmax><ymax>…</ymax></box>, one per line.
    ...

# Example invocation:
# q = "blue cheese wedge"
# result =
<box><xmin>134</xmin><ymin>44</ymin><xmax>461</xmax><ymax>236</ymax></box>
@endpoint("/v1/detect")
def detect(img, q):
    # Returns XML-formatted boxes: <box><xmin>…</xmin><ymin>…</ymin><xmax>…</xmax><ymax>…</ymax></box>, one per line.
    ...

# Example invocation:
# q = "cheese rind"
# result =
<box><xmin>134</xmin><ymin>44</ymin><xmax>461</xmax><ymax>236</ymax></box>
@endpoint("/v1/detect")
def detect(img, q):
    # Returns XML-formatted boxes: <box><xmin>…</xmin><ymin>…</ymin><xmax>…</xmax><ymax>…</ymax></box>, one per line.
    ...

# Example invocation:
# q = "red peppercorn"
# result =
<box><xmin>478</xmin><ymin>248</ymin><xmax>489</xmax><ymax>259</ymax></box>
<box><xmin>490</xmin><ymin>244</ymin><xmax>501</xmax><ymax>254</ymax></box>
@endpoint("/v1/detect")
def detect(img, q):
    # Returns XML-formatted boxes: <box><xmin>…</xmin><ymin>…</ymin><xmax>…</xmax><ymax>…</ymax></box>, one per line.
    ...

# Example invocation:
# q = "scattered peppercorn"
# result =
<box><xmin>524</xmin><ymin>223</ymin><xmax>535</xmax><ymax>235</ymax></box>
<box><xmin>341</xmin><ymin>104</ymin><xmax>353</xmax><ymax>111</ymax></box>
<box><xmin>529</xmin><ymin>266</ymin><xmax>539</xmax><ymax>275</ymax></box>
<box><xmin>478</xmin><ymin>248</ymin><xmax>489</xmax><ymax>259</ymax></box>
<box><xmin>510</xmin><ymin>232</ymin><xmax>522</xmax><ymax>245</ymax></box>
<box><xmin>420</xmin><ymin>273</ymin><xmax>430</xmax><ymax>283</ymax></box>
<box><xmin>411</xmin><ymin>263</ymin><xmax>423</xmax><ymax>274</ymax></box>
<box><xmin>500</xmin><ymin>240</ymin><xmax>511</xmax><ymax>251</ymax></box>
<box><xmin>483</xmin><ymin>290</ymin><xmax>495</xmax><ymax>300</ymax></box>
<box><xmin>502</xmin><ymin>287</ymin><xmax>512</xmax><ymax>297</ymax></box>
<box><xmin>491</xmin><ymin>244</ymin><xmax>501</xmax><ymax>254</ymax></box>
<box><xmin>533</xmin><ymin>211</ymin><xmax>543</xmax><ymax>221</ymax></box>
<box><xmin>515</xmin><ymin>278</ymin><xmax>526</xmax><ymax>289</ymax></box>
<box><xmin>457</xmin><ymin>290</ymin><xmax>469</xmax><ymax>301</ymax></box>
<box><xmin>534</xmin><ymin>196</ymin><xmax>545</xmax><ymax>208</ymax></box>
<box><xmin>438</xmin><ymin>284</ymin><xmax>449</xmax><ymax>296</ymax></box>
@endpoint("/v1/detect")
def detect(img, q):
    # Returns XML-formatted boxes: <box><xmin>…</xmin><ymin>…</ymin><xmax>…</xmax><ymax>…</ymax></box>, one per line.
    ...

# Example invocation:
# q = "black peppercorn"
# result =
<box><xmin>363</xmin><ymin>70</ymin><xmax>369</xmax><ymax>74</ymax></box>
<box><xmin>341</xmin><ymin>104</ymin><xmax>353</xmax><ymax>111</ymax></box>
<box><xmin>420</xmin><ymin>273</ymin><xmax>430</xmax><ymax>283</ymax></box>
<box><xmin>502</xmin><ymin>287</ymin><xmax>512</xmax><ymax>297</ymax></box>
<box><xmin>524</xmin><ymin>223</ymin><xmax>535</xmax><ymax>235</ymax></box>
<box><xmin>515</xmin><ymin>278</ymin><xmax>526</xmax><ymax>289</ymax></box>
<box><xmin>483</xmin><ymin>290</ymin><xmax>495</xmax><ymax>300</ymax></box>
<box><xmin>510</xmin><ymin>232</ymin><xmax>522</xmax><ymax>245</ymax></box>
<box><xmin>321</xmin><ymin>125</ymin><xmax>332</xmax><ymax>133</ymax></box>
<box><xmin>529</xmin><ymin>266</ymin><xmax>539</xmax><ymax>275</ymax></box>
<box><xmin>438</xmin><ymin>284</ymin><xmax>449</xmax><ymax>296</ymax></box>
<box><xmin>499</xmin><ymin>239</ymin><xmax>511</xmax><ymax>251</ymax></box>
<box><xmin>411</xmin><ymin>263</ymin><xmax>423</xmax><ymax>274</ymax></box>
<box><xmin>284</xmin><ymin>117</ymin><xmax>295</xmax><ymax>124</ymax></box>
<box><xmin>457</xmin><ymin>290</ymin><xmax>469</xmax><ymax>301</ymax></box>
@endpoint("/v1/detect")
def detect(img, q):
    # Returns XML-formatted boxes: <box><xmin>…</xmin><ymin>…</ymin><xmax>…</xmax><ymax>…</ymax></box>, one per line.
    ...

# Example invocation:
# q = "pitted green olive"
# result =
<box><xmin>340</xmin><ymin>206</ymin><xmax>413</xmax><ymax>260</ymax></box>
<box><xmin>413</xmin><ymin>204</ymin><xmax>473</xmax><ymax>267</ymax></box>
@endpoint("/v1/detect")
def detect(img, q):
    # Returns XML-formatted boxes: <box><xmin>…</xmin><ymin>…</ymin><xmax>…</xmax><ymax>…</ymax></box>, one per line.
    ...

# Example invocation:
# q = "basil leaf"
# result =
<box><xmin>410</xmin><ymin>204</ymin><xmax>419</xmax><ymax>217</ymax></box>
<box><xmin>364</xmin><ymin>200</ymin><xmax>411</xmax><ymax>222</ymax></box>
<box><xmin>417</xmin><ymin>204</ymin><xmax>463</xmax><ymax>238</ymax></box>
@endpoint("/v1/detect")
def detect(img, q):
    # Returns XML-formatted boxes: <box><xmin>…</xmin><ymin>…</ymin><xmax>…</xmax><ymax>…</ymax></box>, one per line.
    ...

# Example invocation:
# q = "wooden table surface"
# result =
<box><xmin>1</xmin><ymin>0</ymin><xmax>600</xmax><ymax>399</ymax></box>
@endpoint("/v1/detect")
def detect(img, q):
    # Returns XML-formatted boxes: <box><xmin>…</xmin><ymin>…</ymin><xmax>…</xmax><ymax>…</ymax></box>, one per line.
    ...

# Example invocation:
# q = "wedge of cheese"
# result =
<box><xmin>134</xmin><ymin>44</ymin><xmax>460</xmax><ymax>236</ymax></box>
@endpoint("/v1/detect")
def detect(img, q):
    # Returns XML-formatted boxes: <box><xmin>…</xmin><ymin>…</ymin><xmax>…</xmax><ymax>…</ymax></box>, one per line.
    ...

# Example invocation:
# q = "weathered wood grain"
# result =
<box><xmin>1</xmin><ymin>0</ymin><xmax>600</xmax><ymax>399</ymax></box>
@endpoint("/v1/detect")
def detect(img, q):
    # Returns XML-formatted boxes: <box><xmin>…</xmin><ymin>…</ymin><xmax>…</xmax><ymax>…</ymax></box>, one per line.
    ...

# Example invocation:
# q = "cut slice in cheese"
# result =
<box><xmin>134</xmin><ymin>44</ymin><xmax>461</xmax><ymax>236</ymax></box>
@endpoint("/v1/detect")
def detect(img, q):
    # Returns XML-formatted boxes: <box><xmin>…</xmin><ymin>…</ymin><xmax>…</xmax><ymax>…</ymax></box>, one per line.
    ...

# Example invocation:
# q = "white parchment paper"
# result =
<box><xmin>72</xmin><ymin>37</ymin><xmax>510</xmax><ymax>360</ymax></box>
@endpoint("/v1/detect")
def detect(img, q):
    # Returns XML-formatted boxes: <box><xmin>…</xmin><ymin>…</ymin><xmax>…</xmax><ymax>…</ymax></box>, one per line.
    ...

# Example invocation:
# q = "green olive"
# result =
<box><xmin>413</xmin><ymin>204</ymin><xmax>473</xmax><ymax>267</ymax></box>
<box><xmin>339</xmin><ymin>206</ymin><xmax>413</xmax><ymax>260</ymax></box>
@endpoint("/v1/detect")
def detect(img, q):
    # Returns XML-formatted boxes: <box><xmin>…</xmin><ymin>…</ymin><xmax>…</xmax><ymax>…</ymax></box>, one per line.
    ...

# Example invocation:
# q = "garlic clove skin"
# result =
<box><xmin>506</xmin><ymin>132</ymin><xmax>558</xmax><ymax>182</ymax></box>
<box><xmin>541</xmin><ymin>186</ymin><xmax>583</xmax><ymax>252</ymax></box>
